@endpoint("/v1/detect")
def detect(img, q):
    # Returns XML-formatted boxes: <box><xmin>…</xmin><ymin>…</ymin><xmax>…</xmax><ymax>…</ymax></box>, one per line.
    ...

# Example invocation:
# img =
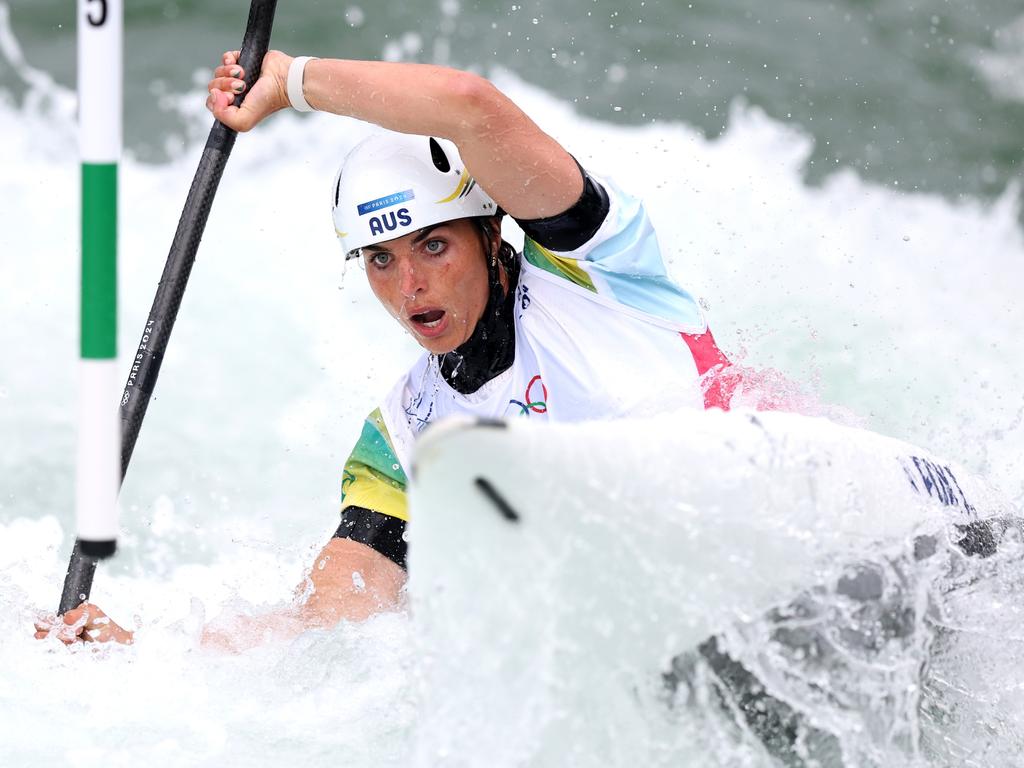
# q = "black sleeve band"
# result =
<box><xmin>515</xmin><ymin>163</ymin><xmax>611</xmax><ymax>252</ymax></box>
<box><xmin>333</xmin><ymin>506</ymin><xmax>408</xmax><ymax>570</ymax></box>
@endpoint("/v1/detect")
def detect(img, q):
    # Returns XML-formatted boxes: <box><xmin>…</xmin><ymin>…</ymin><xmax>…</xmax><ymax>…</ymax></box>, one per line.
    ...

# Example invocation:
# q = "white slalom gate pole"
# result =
<box><xmin>59</xmin><ymin>0</ymin><xmax>278</xmax><ymax>615</ymax></box>
<box><xmin>60</xmin><ymin>0</ymin><xmax>122</xmax><ymax>614</ymax></box>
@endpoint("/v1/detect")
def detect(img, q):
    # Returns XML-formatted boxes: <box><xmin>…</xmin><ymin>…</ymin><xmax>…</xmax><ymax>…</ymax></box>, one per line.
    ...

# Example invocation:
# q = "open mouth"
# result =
<box><xmin>410</xmin><ymin>309</ymin><xmax>446</xmax><ymax>330</ymax></box>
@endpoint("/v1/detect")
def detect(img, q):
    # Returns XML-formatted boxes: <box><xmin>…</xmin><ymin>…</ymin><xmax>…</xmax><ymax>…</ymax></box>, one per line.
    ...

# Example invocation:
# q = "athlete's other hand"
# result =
<box><xmin>207</xmin><ymin>49</ymin><xmax>292</xmax><ymax>132</ymax></box>
<box><xmin>34</xmin><ymin>602</ymin><xmax>134</xmax><ymax>645</ymax></box>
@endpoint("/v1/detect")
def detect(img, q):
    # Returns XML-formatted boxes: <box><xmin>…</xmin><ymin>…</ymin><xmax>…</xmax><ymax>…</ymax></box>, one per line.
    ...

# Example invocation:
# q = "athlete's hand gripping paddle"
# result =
<box><xmin>58</xmin><ymin>0</ymin><xmax>279</xmax><ymax>616</ymax></box>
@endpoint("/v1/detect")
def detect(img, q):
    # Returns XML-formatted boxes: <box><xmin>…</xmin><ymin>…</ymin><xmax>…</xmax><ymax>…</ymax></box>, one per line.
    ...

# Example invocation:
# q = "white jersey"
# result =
<box><xmin>377</xmin><ymin>176</ymin><xmax>715</xmax><ymax>475</ymax></box>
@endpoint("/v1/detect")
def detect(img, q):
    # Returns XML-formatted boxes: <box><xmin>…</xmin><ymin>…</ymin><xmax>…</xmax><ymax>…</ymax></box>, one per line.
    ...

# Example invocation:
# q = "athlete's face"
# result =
<box><xmin>362</xmin><ymin>218</ymin><xmax>497</xmax><ymax>355</ymax></box>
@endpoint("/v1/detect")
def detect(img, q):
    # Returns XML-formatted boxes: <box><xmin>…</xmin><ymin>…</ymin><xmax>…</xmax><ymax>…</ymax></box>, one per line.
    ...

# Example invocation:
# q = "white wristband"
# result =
<box><xmin>287</xmin><ymin>56</ymin><xmax>318</xmax><ymax>112</ymax></box>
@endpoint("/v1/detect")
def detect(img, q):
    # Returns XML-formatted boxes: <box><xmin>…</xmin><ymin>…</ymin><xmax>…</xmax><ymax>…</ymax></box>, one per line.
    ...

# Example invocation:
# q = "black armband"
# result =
<box><xmin>515</xmin><ymin>163</ymin><xmax>611</xmax><ymax>252</ymax></box>
<box><xmin>334</xmin><ymin>506</ymin><xmax>408</xmax><ymax>570</ymax></box>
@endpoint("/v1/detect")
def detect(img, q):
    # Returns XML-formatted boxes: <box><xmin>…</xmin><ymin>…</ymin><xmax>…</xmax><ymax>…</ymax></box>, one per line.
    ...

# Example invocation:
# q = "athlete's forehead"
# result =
<box><xmin>346</xmin><ymin>218</ymin><xmax>484</xmax><ymax>261</ymax></box>
<box><xmin>361</xmin><ymin>224</ymin><xmax>447</xmax><ymax>253</ymax></box>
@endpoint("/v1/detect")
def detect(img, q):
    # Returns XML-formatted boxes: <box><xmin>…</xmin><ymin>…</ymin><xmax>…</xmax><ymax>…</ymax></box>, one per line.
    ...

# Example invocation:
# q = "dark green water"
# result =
<box><xmin>4</xmin><ymin>0</ymin><xmax>1023</xmax><ymax>198</ymax></box>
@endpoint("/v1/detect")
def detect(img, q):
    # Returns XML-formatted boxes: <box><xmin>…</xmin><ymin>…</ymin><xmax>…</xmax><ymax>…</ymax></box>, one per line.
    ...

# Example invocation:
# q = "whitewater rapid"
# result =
<box><xmin>1</xmin><ymin>54</ymin><xmax>1023</xmax><ymax>766</ymax></box>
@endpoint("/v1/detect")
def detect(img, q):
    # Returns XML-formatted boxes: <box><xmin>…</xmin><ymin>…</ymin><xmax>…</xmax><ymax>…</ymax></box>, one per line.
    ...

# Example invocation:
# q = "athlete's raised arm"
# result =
<box><xmin>206</xmin><ymin>51</ymin><xmax>583</xmax><ymax>220</ymax></box>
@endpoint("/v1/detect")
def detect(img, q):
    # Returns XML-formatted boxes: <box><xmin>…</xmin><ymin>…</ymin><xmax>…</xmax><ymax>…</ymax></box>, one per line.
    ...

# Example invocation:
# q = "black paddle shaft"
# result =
<box><xmin>58</xmin><ymin>0</ymin><xmax>279</xmax><ymax>616</ymax></box>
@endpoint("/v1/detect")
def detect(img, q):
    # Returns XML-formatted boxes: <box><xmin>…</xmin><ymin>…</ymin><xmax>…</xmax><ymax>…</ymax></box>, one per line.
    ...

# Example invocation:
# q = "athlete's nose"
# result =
<box><xmin>398</xmin><ymin>257</ymin><xmax>423</xmax><ymax>300</ymax></box>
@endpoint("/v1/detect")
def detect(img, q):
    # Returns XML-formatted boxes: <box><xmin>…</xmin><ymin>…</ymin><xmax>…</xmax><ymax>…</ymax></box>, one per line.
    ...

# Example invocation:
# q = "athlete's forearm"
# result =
<box><xmin>200</xmin><ymin>538</ymin><xmax>405</xmax><ymax>652</ymax></box>
<box><xmin>299</xmin><ymin>58</ymin><xmax>582</xmax><ymax>219</ymax></box>
<box><xmin>302</xmin><ymin>60</ymin><xmax>498</xmax><ymax>142</ymax></box>
<box><xmin>200</xmin><ymin>600</ymin><xmax>376</xmax><ymax>652</ymax></box>
<box><xmin>200</xmin><ymin>609</ymin><xmax>308</xmax><ymax>652</ymax></box>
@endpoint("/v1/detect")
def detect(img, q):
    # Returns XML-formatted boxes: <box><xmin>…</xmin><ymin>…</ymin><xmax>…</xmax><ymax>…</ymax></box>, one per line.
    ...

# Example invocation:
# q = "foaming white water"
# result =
<box><xmin>1</xmin><ymin>517</ymin><xmax>414</xmax><ymax>767</ymax></box>
<box><xmin>970</xmin><ymin>14</ymin><xmax>1024</xmax><ymax>103</ymax></box>
<box><xmin>409</xmin><ymin>411</ymin><xmax>1022</xmax><ymax>767</ymax></box>
<box><xmin>1</xmin><ymin>60</ymin><xmax>1022</xmax><ymax>765</ymax></box>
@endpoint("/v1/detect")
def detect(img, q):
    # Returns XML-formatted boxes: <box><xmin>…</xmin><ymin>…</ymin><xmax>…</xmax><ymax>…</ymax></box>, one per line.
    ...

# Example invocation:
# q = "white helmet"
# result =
<box><xmin>332</xmin><ymin>132</ymin><xmax>498</xmax><ymax>257</ymax></box>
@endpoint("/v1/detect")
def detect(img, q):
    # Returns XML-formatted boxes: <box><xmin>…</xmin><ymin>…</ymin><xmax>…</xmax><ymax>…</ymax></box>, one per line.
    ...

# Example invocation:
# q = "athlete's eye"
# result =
<box><xmin>367</xmin><ymin>251</ymin><xmax>392</xmax><ymax>268</ymax></box>
<box><xmin>423</xmin><ymin>239</ymin><xmax>446</xmax><ymax>255</ymax></box>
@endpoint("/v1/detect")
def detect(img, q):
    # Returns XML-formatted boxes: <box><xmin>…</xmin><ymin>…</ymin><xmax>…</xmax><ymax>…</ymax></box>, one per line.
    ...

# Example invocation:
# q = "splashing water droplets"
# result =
<box><xmin>344</xmin><ymin>6</ymin><xmax>365</xmax><ymax>28</ymax></box>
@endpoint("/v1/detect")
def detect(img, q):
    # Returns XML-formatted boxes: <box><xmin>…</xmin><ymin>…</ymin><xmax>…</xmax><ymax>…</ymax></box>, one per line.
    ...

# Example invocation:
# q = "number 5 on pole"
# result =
<box><xmin>85</xmin><ymin>0</ymin><xmax>109</xmax><ymax>27</ymax></box>
<box><xmin>73</xmin><ymin>0</ymin><xmax>121</xmax><ymax>574</ymax></box>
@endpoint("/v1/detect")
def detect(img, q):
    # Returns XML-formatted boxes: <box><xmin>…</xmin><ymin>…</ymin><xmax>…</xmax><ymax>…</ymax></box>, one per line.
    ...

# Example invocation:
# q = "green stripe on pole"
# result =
<box><xmin>81</xmin><ymin>162</ymin><xmax>117</xmax><ymax>359</ymax></box>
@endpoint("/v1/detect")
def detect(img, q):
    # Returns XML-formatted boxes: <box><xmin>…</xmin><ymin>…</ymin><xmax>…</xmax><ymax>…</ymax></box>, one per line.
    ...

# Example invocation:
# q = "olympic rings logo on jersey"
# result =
<box><xmin>508</xmin><ymin>375</ymin><xmax>547</xmax><ymax>417</ymax></box>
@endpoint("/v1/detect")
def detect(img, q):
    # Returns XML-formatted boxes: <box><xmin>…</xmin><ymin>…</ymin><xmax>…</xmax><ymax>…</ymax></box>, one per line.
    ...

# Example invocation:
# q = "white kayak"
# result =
<box><xmin>406</xmin><ymin>409</ymin><xmax>1017</xmax><ymax>767</ymax></box>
